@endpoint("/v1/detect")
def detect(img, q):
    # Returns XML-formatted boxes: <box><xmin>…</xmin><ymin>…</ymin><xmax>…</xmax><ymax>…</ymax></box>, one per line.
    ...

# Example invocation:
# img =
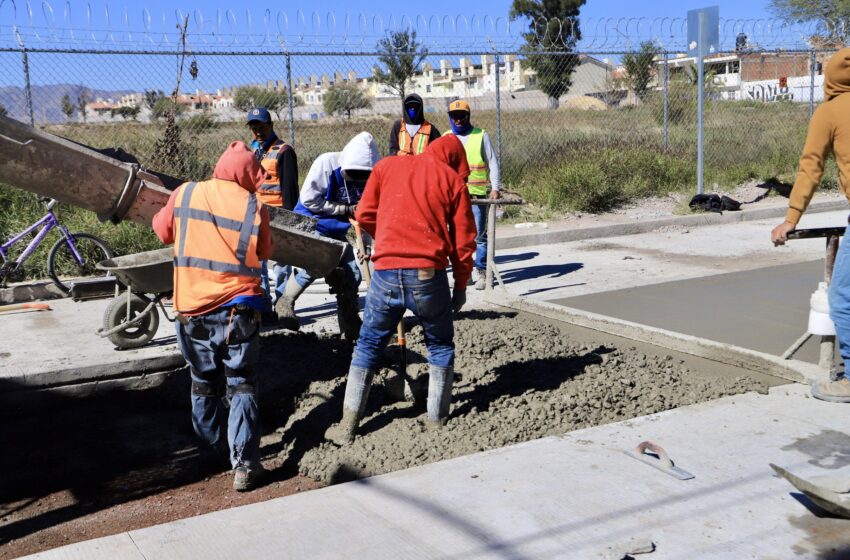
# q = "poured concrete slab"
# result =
<box><xmin>25</xmin><ymin>384</ymin><xmax>850</xmax><ymax>560</ymax></box>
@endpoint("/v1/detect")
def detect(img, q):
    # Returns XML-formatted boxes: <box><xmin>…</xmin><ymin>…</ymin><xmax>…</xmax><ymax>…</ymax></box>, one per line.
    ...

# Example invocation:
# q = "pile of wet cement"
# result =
<box><xmin>264</xmin><ymin>311</ymin><xmax>767</xmax><ymax>484</ymax></box>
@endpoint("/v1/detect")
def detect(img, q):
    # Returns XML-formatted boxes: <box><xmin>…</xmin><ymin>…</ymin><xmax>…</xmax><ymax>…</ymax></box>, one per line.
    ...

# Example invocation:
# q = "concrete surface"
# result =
<box><xmin>25</xmin><ymin>384</ymin><xmax>850</xmax><ymax>560</ymax></box>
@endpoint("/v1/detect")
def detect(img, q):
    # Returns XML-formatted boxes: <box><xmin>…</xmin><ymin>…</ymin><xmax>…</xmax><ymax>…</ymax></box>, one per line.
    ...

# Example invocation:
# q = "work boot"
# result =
<box><xmin>426</xmin><ymin>364</ymin><xmax>454</xmax><ymax>429</ymax></box>
<box><xmin>233</xmin><ymin>462</ymin><xmax>266</xmax><ymax>492</ymax></box>
<box><xmin>274</xmin><ymin>278</ymin><xmax>306</xmax><ymax>332</ymax></box>
<box><xmin>324</xmin><ymin>408</ymin><xmax>360</xmax><ymax>446</ymax></box>
<box><xmin>474</xmin><ymin>268</ymin><xmax>486</xmax><ymax>291</ymax></box>
<box><xmin>337</xmin><ymin>292</ymin><xmax>362</xmax><ymax>342</ymax></box>
<box><xmin>811</xmin><ymin>377</ymin><xmax>850</xmax><ymax>403</ymax></box>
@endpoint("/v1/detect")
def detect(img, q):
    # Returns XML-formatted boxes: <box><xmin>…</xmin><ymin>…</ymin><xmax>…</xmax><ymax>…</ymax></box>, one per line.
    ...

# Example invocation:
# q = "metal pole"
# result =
<box><xmin>696</xmin><ymin>12</ymin><xmax>705</xmax><ymax>196</ymax></box>
<box><xmin>485</xmin><ymin>203</ymin><xmax>496</xmax><ymax>291</ymax></box>
<box><xmin>15</xmin><ymin>29</ymin><xmax>34</xmax><ymax>126</ymax></box>
<box><xmin>286</xmin><ymin>53</ymin><xmax>295</xmax><ymax>146</ymax></box>
<box><xmin>663</xmin><ymin>50</ymin><xmax>669</xmax><ymax>152</ymax></box>
<box><xmin>494</xmin><ymin>53</ymin><xmax>502</xmax><ymax>169</ymax></box>
<box><xmin>809</xmin><ymin>49</ymin><xmax>816</xmax><ymax>118</ymax></box>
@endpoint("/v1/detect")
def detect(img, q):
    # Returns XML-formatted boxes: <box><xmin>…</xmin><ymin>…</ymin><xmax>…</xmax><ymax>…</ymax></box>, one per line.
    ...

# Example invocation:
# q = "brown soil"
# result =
<box><xmin>0</xmin><ymin>309</ymin><xmax>771</xmax><ymax>558</ymax></box>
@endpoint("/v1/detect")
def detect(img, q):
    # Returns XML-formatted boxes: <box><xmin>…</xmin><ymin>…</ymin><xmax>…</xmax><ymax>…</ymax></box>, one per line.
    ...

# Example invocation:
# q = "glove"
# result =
<box><xmin>452</xmin><ymin>289</ymin><xmax>466</xmax><ymax>313</ymax></box>
<box><xmin>341</xmin><ymin>204</ymin><xmax>357</xmax><ymax>217</ymax></box>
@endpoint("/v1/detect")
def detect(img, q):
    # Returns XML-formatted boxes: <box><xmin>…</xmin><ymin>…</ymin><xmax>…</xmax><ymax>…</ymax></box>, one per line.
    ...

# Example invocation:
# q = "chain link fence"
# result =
<box><xmin>0</xmin><ymin>41</ymin><xmax>841</xmax><ymax>213</ymax></box>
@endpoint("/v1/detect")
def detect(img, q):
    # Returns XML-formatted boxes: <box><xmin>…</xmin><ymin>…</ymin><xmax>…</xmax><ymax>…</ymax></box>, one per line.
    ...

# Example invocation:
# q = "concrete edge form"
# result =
<box><xmin>496</xmin><ymin>199</ymin><xmax>848</xmax><ymax>250</ymax></box>
<box><xmin>486</xmin><ymin>291</ymin><xmax>826</xmax><ymax>384</ymax></box>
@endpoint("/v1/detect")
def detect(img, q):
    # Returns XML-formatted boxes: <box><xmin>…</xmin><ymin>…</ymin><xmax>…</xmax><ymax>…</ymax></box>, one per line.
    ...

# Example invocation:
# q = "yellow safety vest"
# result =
<box><xmin>444</xmin><ymin>128</ymin><xmax>489</xmax><ymax>196</ymax></box>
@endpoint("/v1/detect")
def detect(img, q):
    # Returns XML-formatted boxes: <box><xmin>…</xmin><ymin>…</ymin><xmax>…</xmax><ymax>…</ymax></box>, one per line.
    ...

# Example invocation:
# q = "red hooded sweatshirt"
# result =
<box><xmin>355</xmin><ymin>134</ymin><xmax>477</xmax><ymax>288</ymax></box>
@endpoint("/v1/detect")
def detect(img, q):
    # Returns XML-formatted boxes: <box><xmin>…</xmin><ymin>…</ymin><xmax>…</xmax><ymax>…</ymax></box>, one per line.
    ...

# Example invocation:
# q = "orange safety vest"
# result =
<box><xmin>172</xmin><ymin>179</ymin><xmax>264</xmax><ymax>314</ymax></box>
<box><xmin>256</xmin><ymin>139</ymin><xmax>289</xmax><ymax>207</ymax></box>
<box><xmin>397</xmin><ymin>121</ymin><xmax>433</xmax><ymax>156</ymax></box>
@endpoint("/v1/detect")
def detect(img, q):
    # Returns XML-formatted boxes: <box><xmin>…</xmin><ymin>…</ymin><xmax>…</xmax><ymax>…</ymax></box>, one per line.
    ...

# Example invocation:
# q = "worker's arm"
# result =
<box><xmin>428</xmin><ymin>122</ymin><xmax>442</xmax><ymax>142</ymax></box>
<box><xmin>299</xmin><ymin>155</ymin><xmax>347</xmax><ymax>216</ymax></box>
<box><xmin>447</xmin><ymin>175</ymin><xmax>477</xmax><ymax>289</ymax></box>
<box><xmin>256</xmin><ymin>205</ymin><xmax>273</xmax><ymax>260</ymax></box>
<box><xmin>786</xmin><ymin>105</ymin><xmax>834</xmax><ymax>225</ymax></box>
<box><xmin>354</xmin><ymin>166</ymin><xmax>381</xmax><ymax>238</ymax></box>
<box><xmin>388</xmin><ymin>120</ymin><xmax>401</xmax><ymax>156</ymax></box>
<box><xmin>151</xmin><ymin>187</ymin><xmax>181</xmax><ymax>245</ymax></box>
<box><xmin>278</xmin><ymin>145</ymin><xmax>299</xmax><ymax>212</ymax></box>
<box><xmin>481</xmin><ymin>131</ymin><xmax>501</xmax><ymax>196</ymax></box>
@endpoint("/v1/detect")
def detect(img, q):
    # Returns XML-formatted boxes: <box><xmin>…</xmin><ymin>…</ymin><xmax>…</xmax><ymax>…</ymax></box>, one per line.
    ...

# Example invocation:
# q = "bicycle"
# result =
<box><xmin>0</xmin><ymin>198</ymin><xmax>114</xmax><ymax>294</ymax></box>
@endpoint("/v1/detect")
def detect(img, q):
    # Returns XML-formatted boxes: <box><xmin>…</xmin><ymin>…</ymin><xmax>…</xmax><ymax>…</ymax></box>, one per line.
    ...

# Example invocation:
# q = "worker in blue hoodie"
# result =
<box><xmin>275</xmin><ymin>132</ymin><xmax>380</xmax><ymax>341</ymax></box>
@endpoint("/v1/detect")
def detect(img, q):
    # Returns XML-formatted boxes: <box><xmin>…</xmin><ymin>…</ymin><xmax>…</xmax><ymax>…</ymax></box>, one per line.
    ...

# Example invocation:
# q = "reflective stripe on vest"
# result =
<box><xmin>445</xmin><ymin>128</ymin><xmax>489</xmax><ymax>196</ymax></box>
<box><xmin>257</xmin><ymin>139</ymin><xmax>288</xmax><ymax>207</ymax></box>
<box><xmin>172</xmin><ymin>179</ymin><xmax>263</xmax><ymax>313</ymax></box>
<box><xmin>397</xmin><ymin>121</ymin><xmax>432</xmax><ymax>156</ymax></box>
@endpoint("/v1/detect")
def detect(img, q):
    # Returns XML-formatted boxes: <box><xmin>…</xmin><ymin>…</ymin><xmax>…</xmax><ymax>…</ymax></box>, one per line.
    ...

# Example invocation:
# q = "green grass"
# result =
<box><xmin>2</xmin><ymin>100</ymin><xmax>836</xmax><ymax>279</ymax></box>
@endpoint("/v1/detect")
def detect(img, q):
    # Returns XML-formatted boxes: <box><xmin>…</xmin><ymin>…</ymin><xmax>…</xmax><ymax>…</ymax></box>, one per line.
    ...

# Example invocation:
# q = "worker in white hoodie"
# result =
<box><xmin>275</xmin><ymin>132</ymin><xmax>380</xmax><ymax>341</ymax></box>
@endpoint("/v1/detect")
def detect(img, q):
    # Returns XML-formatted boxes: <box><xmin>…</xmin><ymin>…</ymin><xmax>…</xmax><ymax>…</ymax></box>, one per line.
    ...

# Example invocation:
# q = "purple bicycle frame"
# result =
<box><xmin>0</xmin><ymin>210</ymin><xmax>83</xmax><ymax>271</ymax></box>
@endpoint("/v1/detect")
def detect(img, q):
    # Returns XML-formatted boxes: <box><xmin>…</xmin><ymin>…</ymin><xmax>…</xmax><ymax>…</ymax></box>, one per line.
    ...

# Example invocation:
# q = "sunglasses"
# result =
<box><xmin>448</xmin><ymin>111</ymin><xmax>469</xmax><ymax>119</ymax></box>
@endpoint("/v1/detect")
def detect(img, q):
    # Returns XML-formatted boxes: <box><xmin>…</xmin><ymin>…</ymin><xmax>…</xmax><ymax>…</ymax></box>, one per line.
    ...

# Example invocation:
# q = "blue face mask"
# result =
<box><xmin>407</xmin><ymin>107</ymin><xmax>417</xmax><ymax>120</ymax></box>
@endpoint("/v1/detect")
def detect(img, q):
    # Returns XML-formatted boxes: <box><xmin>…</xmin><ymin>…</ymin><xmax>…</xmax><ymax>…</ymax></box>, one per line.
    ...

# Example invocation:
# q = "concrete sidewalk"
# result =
<box><xmin>25</xmin><ymin>384</ymin><xmax>850</xmax><ymax>560</ymax></box>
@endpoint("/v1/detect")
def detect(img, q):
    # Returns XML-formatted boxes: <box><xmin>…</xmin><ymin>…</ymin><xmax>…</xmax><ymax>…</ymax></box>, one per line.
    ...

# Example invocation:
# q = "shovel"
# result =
<box><xmin>770</xmin><ymin>463</ymin><xmax>850</xmax><ymax>518</ymax></box>
<box><xmin>0</xmin><ymin>302</ymin><xmax>52</xmax><ymax>314</ymax></box>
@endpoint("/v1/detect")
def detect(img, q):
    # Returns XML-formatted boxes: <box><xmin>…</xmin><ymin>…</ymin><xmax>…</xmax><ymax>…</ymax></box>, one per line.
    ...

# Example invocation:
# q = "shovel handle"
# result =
<box><xmin>349</xmin><ymin>218</ymin><xmax>371</xmax><ymax>285</ymax></box>
<box><xmin>635</xmin><ymin>441</ymin><xmax>674</xmax><ymax>470</ymax></box>
<box><xmin>0</xmin><ymin>302</ymin><xmax>51</xmax><ymax>313</ymax></box>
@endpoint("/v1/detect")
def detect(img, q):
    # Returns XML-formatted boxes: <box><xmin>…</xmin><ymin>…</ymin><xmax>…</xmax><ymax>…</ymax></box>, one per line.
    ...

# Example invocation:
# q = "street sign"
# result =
<box><xmin>687</xmin><ymin>6</ymin><xmax>720</xmax><ymax>57</ymax></box>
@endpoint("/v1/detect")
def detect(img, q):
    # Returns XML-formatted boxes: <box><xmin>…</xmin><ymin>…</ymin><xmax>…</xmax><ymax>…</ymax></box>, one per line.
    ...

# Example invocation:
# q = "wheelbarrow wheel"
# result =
<box><xmin>103</xmin><ymin>293</ymin><xmax>159</xmax><ymax>349</ymax></box>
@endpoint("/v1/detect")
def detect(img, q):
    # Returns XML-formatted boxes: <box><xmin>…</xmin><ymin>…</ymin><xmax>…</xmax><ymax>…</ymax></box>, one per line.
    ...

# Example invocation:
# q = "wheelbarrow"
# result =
<box><xmin>95</xmin><ymin>248</ymin><xmax>174</xmax><ymax>349</ymax></box>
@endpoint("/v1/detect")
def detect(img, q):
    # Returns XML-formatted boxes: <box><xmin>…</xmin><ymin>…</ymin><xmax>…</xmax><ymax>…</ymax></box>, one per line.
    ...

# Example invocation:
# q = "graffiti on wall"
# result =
<box><xmin>746</xmin><ymin>79</ymin><xmax>793</xmax><ymax>102</ymax></box>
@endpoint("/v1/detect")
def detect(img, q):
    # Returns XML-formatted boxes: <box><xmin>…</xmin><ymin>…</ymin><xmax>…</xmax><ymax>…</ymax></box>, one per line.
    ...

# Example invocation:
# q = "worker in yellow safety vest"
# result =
<box><xmin>443</xmin><ymin>99</ymin><xmax>501</xmax><ymax>290</ymax></box>
<box><xmin>388</xmin><ymin>93</ymin><xmax>441</xmax><ymax>156</ymax></box>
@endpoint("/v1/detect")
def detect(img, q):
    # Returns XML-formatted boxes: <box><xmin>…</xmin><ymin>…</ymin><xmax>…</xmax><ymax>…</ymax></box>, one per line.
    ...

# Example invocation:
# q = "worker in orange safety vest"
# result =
<box><xmin>388</xmin><ymin>93</ymin><xmax>441</xmax><ymax>156</ymax></box>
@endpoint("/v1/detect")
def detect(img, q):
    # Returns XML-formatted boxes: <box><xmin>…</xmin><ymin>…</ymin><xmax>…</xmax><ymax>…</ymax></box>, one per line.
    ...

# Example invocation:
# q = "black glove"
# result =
<box><xmin>342</xmin><ymin>204</ymin><xmax>357</xmax><ymax>217</ymax></box>
<box><xmin>452</xmin><ymin>289</ymin><xmax>466</xmax><ymax>313</ymax></box>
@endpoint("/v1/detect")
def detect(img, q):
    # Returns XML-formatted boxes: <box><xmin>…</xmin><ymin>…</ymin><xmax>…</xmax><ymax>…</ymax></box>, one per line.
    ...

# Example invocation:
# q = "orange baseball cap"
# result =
<box><xmin>448</xmin><ymin>100</ymin><xmax>470</xmax><ymax>113</ymax></box>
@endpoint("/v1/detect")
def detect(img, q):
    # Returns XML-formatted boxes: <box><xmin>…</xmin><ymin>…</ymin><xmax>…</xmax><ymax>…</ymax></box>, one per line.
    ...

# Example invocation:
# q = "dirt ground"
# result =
<box><xmin>0</xmin><ymin>309</ymin><xmax>772</xmax><ymax>558</ymax></box>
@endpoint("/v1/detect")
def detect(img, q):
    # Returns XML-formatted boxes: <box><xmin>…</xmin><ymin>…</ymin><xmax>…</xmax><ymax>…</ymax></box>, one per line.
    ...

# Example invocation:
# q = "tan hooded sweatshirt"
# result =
<box><xmin>786</xmin><ymin>47</ymin><xmax>850</xmax><ymax>224</ymax></box>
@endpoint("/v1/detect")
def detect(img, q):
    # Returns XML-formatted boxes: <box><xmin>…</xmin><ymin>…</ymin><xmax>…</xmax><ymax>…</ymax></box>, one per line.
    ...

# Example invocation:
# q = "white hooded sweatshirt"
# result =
<box><xmin>298</xmin><ymin>131</ymin><xmax>380</xmax><ymax>217</ymax></box>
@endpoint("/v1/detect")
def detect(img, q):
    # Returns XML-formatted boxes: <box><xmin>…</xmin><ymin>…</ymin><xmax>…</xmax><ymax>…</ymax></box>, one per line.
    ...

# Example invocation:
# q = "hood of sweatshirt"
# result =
<box><xmin>402</xmin><ymin>93</ymin><xmax>424</xmax><ymax>125</ymax></box>
<box><xmin>425</xmin><ymin>134</ymin><xmax>470</xmax><ymax>182</ymax></box>
<box><xmin>213</xmin><ymin>141</ymin><xmax>266</xmax><ymax>193</ymax></box>
<box><xmin>338</xmin><ymin>131</ymin><xmax>380</xmax><ymax>172</ymax></box>
<box><xmin>825</xmin><ymin>47</ymin><xmax>850</xmax><ymax>101</ymax></box>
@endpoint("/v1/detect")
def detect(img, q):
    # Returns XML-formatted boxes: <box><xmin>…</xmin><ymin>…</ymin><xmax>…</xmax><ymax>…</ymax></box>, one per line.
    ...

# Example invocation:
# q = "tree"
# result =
<box><xmin>111</xmin><ymin>105</ymin><xmax>141</xmax><ymax>120</ymax></box>
<box><xmin>144</xmin><ymin>90</ymin><xmax>165</xmax><ymax>110</ymax></box>
<box><xmin>622</xmin><ymin>41</ymin><xmax>661</xmax><ymax>101</ymax></box>
<box><xmin>510</xmin><ymin>0</ymin><xmax>586</xmax><ymax>109</ymax></box>
<box><xmin>76</xmin><ymin>90</ymin><xmax>90</xmax><ymax>123</ymax></box>
<box><xmin>232</xmin><ymin>86</ymin><xmax>298</xmax><ymax>120</ymax></box>
<box><xmin>770</xmin><ymin>0</ymin><xmax>850</xmax><ymax>40</ymax></box>
<box><xmin>374</xmin><ymin>30</ymin><xmax>427</xmax><ymax>100</ymax></box>
<box><xmin>323</xmin><ymin>84</ymin><xmax>372</xmax><ymax>119</ymax></box>
<box><xmin>0</xmin><ymin>104</ymin><xmax>6</xmax><ymax>118</ymax></box>
<box><xmin>151</xmin><ymin>97</ymin><xmax>184</xmax><ymax>121</ymax></box>
<box><xmin>60</xmin><ymin>93</ymin><xmax>75</xmax><ymax>121</ymax></box>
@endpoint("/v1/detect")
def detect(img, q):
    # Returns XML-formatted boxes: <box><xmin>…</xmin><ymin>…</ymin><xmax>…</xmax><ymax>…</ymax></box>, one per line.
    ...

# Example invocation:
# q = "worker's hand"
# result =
<box><xmin>771</xmin><ymin>221</ymin><xmax>796</xmax><ymax>246</ymax></box>
<box><xmin>489</xmin><ymin>190</ymin><xmax>500</xmax><ymax>200</ymax></box>
<box><xmin>344</xmin><ymin>204</ymin><xmax>358</xmax><ymax>218</ymax></box>
<box><xmin>452</xmin><ymin>289</ymin><xmax>466</xmax><ymax>313</ymax></box>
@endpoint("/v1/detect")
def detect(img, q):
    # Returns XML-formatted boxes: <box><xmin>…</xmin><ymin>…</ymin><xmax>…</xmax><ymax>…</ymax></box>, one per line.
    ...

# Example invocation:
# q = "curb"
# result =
<box><xmin>495</xmin><ymin>199</ymin><xmax>848</xmax><ymax>250</ymax></box>
<box><xmin>0</xmin><ymin>280</ymin><xmax>66</xmax><ymax>304</ymax></box>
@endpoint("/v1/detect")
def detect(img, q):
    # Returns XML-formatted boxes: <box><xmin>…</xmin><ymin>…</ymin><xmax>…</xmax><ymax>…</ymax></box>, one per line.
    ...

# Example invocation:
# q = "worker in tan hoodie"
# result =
<box><xmin>772</xmin><ymin>47</ymin><xmax>850</xmax><ymax>402</ymax></box>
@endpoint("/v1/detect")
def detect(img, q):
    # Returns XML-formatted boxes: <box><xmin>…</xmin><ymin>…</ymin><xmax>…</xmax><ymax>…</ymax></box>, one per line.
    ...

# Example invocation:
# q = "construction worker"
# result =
<box><xmin>444</xmin><ymin>99</ymin><xmax>501</xmax><ymax>290</ymax></box>
<box><xmin>275</xmin><ymin>131</ymin><xmax>380</xmax><ymax>340</ymax></box>
<box><xmin>152</xmin><ymin>141</ymin><xmax>272</xmax><ymax>492</ymax></box>
<box><xmin>388</xmin><ymin>93</ymin><xmax>441</xmax><ymax>156</ymax></box>
<box><xmin>772</xmin><ymin>47</ymin><xmax>850</xmax><ymax>403</ymax></box>
<box><xmin>247</xmin><ymin>107</ymin><xmax>298</xmax><ymax>320</ymax></box>
<box><xmin>325</xmin><ymin>135</ymin><xmax>477</xmax><ymax>444</ymax></box>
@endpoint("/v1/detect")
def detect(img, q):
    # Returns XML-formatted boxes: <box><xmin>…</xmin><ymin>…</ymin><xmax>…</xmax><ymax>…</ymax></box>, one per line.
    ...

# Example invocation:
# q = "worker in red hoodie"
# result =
<box><xmin>152</xmin><ymin>141</ymin><xmax>272</xmax><ymax>492</ymax></box>
<box><xmin>325</xmin><ymin>135</ymin><xmax>477</xmax><ymax>444</ymax></box>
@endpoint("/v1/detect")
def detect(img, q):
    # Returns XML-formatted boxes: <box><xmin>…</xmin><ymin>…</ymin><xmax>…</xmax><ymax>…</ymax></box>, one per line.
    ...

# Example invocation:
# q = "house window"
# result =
<box><xmin>729</xmin><ymin>60</ymin><xmax>740</xmax><ymax>73</ymax></box>
<box><xmin>426</xmin><ymin>85</ymin><xmax>432</xmax><ymax>93</ymax></box>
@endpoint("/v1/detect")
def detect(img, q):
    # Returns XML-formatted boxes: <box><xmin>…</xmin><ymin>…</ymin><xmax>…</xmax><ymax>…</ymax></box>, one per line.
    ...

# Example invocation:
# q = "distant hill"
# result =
<box><xmin>0</xmin><ymin>84</ymin><xmax>133</xmax><ymax>124</ymax></box>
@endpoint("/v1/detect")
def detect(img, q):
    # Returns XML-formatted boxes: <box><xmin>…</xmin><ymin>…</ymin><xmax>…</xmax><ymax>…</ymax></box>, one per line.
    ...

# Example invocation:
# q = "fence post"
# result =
<box><xmin>663</xmin><ymin>50</ymin><xmax>669</xmax><ymax>152</ymax></box>
<box><xmin>286</xmin><ymin>53</ymin><xmax>295</xmax><ymax>146</ymax></box>
<box><xmin>809</xmin><ymin>49</ymin><xmax>816</xmax><ymax>118</ymax></box>
<box><xmin>494</xmin><ymin>53</ymin><xmax>502</xmax><ymax>169</ymax></box>
<box><xmin>15</xmin><ymin>29</ymin><xmax>34</xmax><ymax>126</ymax></box>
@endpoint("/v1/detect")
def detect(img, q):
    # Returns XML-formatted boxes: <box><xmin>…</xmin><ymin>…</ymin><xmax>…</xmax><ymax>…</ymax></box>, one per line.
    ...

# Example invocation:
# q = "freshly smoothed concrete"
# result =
<box><xmin>25</xmin><ymin>384</ymin><xmax>850</xmax><ymax>560</ymax></box>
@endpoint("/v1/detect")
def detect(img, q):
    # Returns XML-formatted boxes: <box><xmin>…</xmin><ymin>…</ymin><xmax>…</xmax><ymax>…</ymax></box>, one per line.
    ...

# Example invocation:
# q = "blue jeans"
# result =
<box><xmin>175</xmin><ymin>306</ymin><xmax>262</xmax><ymax>468</ymax></box>
<box><xmin>351</xmin><ymin>268</ymin><xmax>454</xmax><ymax>370</ymax></box>
<box><xmin>293</xmin><ymin>243</ymin><xmax>361</xmax><ymax>298</ymax></box>
<box><xmin>471</xmin><ymin>200</ymin><xmax>487</xmax><ymax>271</ymax></box>
<box><xmin>829</xmin><ymin>233</ymin><xmax>850</xmax><ymax>381</ymax></box>
<box><xmin>261</xmin><ymin>261</ymin><xmax>292</xmax><ymax>306</ymax></box>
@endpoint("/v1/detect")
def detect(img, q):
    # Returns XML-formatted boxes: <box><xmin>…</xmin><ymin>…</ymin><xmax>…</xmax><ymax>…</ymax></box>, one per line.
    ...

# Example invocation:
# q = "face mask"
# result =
<box><xmin>407</xmin><ymin>107</ymin><xmax>417</xmax><ymax>120</ymax></box>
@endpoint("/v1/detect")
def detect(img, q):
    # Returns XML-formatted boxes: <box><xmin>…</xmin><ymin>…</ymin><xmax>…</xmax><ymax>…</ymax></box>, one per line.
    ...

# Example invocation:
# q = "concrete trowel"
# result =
<box><xmin>770</xmin><ymin>463</ymin><xmax>850</xmax><ymax>518</ymax></box>
<box><xmin>0</xmin><ymin>114</ymin><xmax>345</xmax><ymax>277</ymax></box>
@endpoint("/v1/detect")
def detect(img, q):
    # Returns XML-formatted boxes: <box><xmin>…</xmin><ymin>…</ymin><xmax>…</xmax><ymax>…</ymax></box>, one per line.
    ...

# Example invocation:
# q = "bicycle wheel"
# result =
<box><xmin>103</xmin><ymin>293</ymin><xmax>160</xmax><ymax>349</ymax></box>
<box><xmin>47</xmin><ymin>233</ymin><xmax>114</xmax><ymax>294</ymax></box>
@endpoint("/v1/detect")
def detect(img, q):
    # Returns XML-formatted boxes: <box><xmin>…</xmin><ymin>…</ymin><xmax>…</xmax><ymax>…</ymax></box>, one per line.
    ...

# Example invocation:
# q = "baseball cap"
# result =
<box><xmin>448</xmin><ymin>100</ymin><xmax>470</xmax><ymax>113</ymax></box>
<box><xmin>246</xmin><ymin>107</ymin><xmax>271</xmax><ymax>124</ymax></box>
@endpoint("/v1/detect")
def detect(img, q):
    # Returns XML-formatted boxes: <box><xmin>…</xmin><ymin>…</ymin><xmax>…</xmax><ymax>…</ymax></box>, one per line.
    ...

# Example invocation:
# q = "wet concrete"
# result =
<box><xmin>553</xmin><ymin>259</ymin><xmax>835</xmax><ymax>365</ymax></box>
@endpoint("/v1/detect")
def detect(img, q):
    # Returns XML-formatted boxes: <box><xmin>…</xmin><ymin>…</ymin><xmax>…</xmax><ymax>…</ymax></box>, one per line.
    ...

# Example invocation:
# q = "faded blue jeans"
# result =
<box><xmin>351</xmin><ymin>268</ymin><xmax>454</xmax><ymax>370</ymax></box>
<box><xmin>471</xmin><ymin>198</ymin><xmax>487</xmax><ymax>271</ymax></box>
<box><xmin>292</xmin><ymin>243</ymin><xmax>361</xmax><ymax>298</ymax></box>
<box><xmin>829</xmin><ymin>231</ymin><xmax>850</xmax><ymax>381</ymax></box>
<box><xmin>260</xmin><ymin>261</ymin><xmax>292</xmax><ymax>306</ymax></box>
<box><xmin>175</xmin><ymin>306</ymin><xmax>261</xmax><ymax>468</ymax></box>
